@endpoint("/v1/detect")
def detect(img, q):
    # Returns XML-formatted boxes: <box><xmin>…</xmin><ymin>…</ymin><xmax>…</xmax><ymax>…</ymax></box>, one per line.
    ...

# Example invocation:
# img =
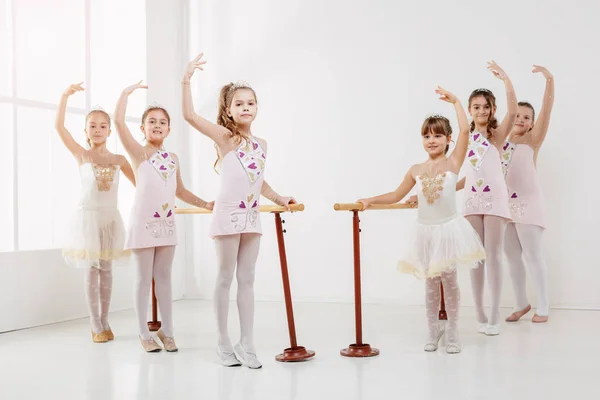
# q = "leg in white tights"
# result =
<box><xmin>236</xmin><ymin>233</ymin><xmax>261</xmax><ymax>352</ymax></box>
<box><xmin>466</xmin><ymin>215</ymin><xmax>487</xmax><ymax>325</ymax></box>
<box><xmin>505</xmin><ymin>224</ymin><xmax>530</xmax><ymax>314</ymax></box>
<box><xmin>214</xmin><ymin>235</ymin><xmax>242</xmax><ymax>348</ymax></box>
<box><xmin>516</xmin><ymin>224</ymin><xmax>549</xmax><ymax>317</ymax></box>
<box><xmin>483</xmin><ymin>215</ymin><xmax>507</xmax><ymax>326</ymax></box>
<box><xmin>98</xmin><ymin>261</ymin><xmax>113</xmax><ymax>332</ymax></box>
<box><xmin>85</xmin><ymin>267</ymin><xmax>103</xmax><ymax>334</ymax></box>
<box><xmin>425</xmin><ymin>276</ymin><xmax>443</xmax><ymax>350</ymax></box>
<box><xmin>133</xmin><ymin>246</ymin><xmax>176</xmax><ymax>340</ymax></box>
<box><xmin>441</xmin><ymin>270</ymin><xmax>460</xmax><ymax>350</ymax></box>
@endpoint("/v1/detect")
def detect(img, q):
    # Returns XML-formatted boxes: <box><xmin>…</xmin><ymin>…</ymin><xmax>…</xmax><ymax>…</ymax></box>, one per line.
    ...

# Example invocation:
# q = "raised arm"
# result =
<box><xmin>118</xmin><ymin>155</ymin><xmax>136</xmax><ymax>187</ymax></box>
<box><xmin>114</xmin><ymin>81</ymin><xmax>147</xmax><ymax>162</ymax></box>
<box><xmin>173</xmin><ymin>154</ymin><xmax>214</xmax><ymax>210</ymax></box>
<box><xmin>487</xmin><ymin>60</ymin><xmax>517</xmax><ymax>144</ymax></box>
<box><xmin>435</xmin><ymin>86</ymin><xmax>469</xmax><ymax>172</ymax></box>
<box><xmin>357</xmin><ymin>169</ymin><xmax>416</xmax><ymax>210</ymax></box>
<box><xmin>55</xmin><ymin>83</ymin><xmax>86</xmax><ymax>159</ymax></box>
<box><xmin>182</xmin><ymin>53</ymin><xmax>232</xmax><ymax>148</ymax></box>
<box><xmin>529</xmin><ymin>65</ymin><xmax>555</xmax><ymax>148</ymax></box>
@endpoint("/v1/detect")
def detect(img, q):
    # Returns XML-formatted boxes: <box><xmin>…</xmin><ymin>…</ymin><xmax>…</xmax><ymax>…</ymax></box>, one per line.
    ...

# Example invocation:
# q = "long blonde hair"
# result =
<box><xmin>214</xmin><ymin>82</ymin><xmax>257</xmax><ymax>172</ymax></box>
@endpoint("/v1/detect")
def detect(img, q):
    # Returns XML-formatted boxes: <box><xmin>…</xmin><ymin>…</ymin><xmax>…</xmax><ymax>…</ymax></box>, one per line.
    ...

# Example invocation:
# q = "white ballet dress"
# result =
<box><xmin>62</xmin><ymin>163</ymin><xmax>129</xmax><ymax>269</ymax></box>
<box><xmin>398</xmin><ymin>171</ymin><xmax>486</xmax><ymax>279</ymax></box>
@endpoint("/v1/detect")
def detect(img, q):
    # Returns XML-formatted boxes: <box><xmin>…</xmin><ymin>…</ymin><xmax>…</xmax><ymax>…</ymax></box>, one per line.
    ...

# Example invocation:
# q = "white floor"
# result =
<box><xmin>1</xmin><ymin>300</ymin><xmax>598</xmax><ymax>400</ymax></box>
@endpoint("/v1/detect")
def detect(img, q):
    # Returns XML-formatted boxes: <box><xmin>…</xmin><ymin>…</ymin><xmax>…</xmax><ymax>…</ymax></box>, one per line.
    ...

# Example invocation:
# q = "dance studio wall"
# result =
<box><xmin>183</xmin><ymin>0</ymin><xmax>600</xmax><ymax>311</ymax></box>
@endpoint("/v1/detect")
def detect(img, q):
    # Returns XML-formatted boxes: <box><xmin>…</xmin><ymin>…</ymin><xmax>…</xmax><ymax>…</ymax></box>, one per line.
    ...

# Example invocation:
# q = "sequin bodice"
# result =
<box><xmin>77</xmin><ymin>163</ymin><xmax>120</xmax><ymax>210</ymax></box>
<box><xmin>416</xmin><ymin>172</ymin><xmax>458</xmax><ymax>225</ymax></box>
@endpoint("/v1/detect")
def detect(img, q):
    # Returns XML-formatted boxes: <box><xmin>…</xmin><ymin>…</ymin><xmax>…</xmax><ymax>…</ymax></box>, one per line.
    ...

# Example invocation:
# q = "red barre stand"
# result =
<box><xmin>273</xmin><ymin>212</ymin><xmax>315</xmax><ymax>362</ymax></box>
<box><xmin>340</xmin><ymin>210</ymin><xmax>379</xmax><ymax>357</ymax></box>
<box><xmin>148</xmin><ymin>279</ymin><xmax>161</xmax><ymax>331</ymax></box>
<box><xmin>439</xmin><ymin>283</ymin><xmax>447</xmax><ymax>320</ymax></box>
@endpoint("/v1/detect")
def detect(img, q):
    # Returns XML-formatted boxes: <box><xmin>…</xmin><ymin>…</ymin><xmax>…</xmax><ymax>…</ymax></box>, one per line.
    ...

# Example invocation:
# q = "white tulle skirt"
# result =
<box><xmin>398</xmin><ymin>214</ymin><xmax>486</xmax><ymax>279</ymax></box>
<box><xmin>62</xmin><ymin>208</ymin><xmax>130</xmax><ymax>270</ymax></box>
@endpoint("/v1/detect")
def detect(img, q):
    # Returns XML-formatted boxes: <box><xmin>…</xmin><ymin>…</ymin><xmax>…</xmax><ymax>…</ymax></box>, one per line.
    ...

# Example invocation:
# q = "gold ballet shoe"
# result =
<box><xmin>157</xmin><ymin>329</ymin><xmax>178</xmax><ymax>352</ymax></box>
<box><xmin>103</xmin><ymin>329</ymin><xmax>114</xmax><ymax>341</ymax></box>
<box><xmin>532</xmin><ymin>314</ymin><xmax>548</xmax><ymax>323</ymax></box>
<box><xmin>91</xmin><ymin>331</ymin><xmax>109</xmax><ymax>343</ymax></box>
<box><xmin>505</xmin><ymin>305</ymin><xmax>531</xmax><ymax>322</ymax></box>
<box><xmin>140</xmin><ymin>337</ymin><xmax>162</xmax><ymax>352</ymax></box>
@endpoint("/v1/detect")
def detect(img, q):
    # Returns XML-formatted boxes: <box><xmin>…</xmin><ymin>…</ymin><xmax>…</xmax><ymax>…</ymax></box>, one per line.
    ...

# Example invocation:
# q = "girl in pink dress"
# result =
<box><xmin>182</xmin><ymin>54</ymin><xmax>296</xmax><ymax>369</ymax></box>
<box><xmin>57</xmin><ymin>83</ymin><xmax>136</xmax><ymax>343</ymax></box>
<box><xmin>115</xmin><ymin>81</ymin><xmax>213</xmax><ymax>353</ymax></box>
<box><xmin>458</xmin><ymin>61</ymin><xmax>518</xmax><ymax>336</ymax></box>
<box><xmin>357</xmin><ymin>87</ymin><xmax>485</xmax><ymax>354</ymax></box>
<box><xmin>503</xmin><ymin>66</ymin><xmax>555</xmax><ymax>323</ymax></box>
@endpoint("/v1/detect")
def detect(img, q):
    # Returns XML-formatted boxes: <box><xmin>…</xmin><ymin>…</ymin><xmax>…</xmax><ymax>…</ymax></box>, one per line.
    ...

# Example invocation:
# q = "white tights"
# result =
<box><xmin>213</xmin><ymin>233</ymin><xmax>261</xmax><ymax>352</ymax></box>
<box><xmin>505</xmin><ymin>223</ymin><xmax>549</xmax><ymax>316</ymax></box>
<box><xmin>426</xmin><ymin>270</ymin><xmax>460</xmax><ymax>344</ymax></box>
<box><xmin>132</xmin><ymin>246</ymin><xmax>176</xmax><ymax>340</ymax></box>
<box><xmin>85</xmin><ymin>261</ymin><xmax>113</xmax><ymax>334</ymax></box>
<box><xmin>466</xmin><ymin>215</ymin><xmax>507</xmax><ymax>326</ymax></box>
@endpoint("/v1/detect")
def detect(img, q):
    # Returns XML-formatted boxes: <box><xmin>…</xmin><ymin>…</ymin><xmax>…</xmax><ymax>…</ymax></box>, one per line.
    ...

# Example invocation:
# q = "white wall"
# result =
<box><xmin>184</xmin><ymin>0</ymin><xmax>600</xmax><ymax>310</ymax></box>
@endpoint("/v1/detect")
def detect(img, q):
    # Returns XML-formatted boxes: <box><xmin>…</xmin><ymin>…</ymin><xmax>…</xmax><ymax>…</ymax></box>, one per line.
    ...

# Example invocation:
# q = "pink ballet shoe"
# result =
<box><xmin>505</xmin><ymin>305</ymin><xmax>531</xmax><ymax>322</ymax></box>
<box><xmin>532</xmin><ymin>314</ymin><xmax>548</xmax><ymax>323</ymax></box>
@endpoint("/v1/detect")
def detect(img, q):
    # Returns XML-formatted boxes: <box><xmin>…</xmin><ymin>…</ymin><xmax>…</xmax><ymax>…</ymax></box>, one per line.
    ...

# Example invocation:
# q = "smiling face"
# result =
<box><xmin>468</xmin><ymin>95</ymin><xmax>496</xmax><ymax>127</ymax></box>
<box><xmin>85</xmin><ymin>110</ymin><xmax>111</xmax><ymax>146</ymax></box>
<box><xmin>421</xmin><ymin>116</ymin><xmax>451</xmax><ymax>158</ymax></box>
<box><xmin>141</xmin><ymin>107</ymin><xmax>171</xmax><ymax>145</ymax></box>
<box><xmin>227</xmin><ymin>88</ymin><xmax>257</xmax><ymax>126</ymax></box>
<box><xmin>512</xmin><ymin>103</ymin><xmax>535</xmax><ymax>136</ymax></box>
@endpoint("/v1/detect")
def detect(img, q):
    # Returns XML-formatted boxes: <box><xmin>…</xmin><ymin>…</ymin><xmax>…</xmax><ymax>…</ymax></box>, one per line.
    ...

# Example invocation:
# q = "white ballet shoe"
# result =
<box><xmin>217</xmin><ymin>345</ymin><xmax>242</xmax><ymax>367</ymax></box>
<box><xmin>233</xmin><ymin>343</ymin><xmax>262</xmax><ymax>369</ymax></box>
<box><xmin>446</xmin><ymin>342</ymin><xmax>461</xmax><ymax>354</ymax></box>
<box><xmin>424</xmin><ymin>325</ymin><xmax>445</xmax><ymax>352</ymax></box>
<box><xmin>485</xmin><ymin>324</ymin><xmax>500</xmax><ymax>336</ymax></box>
<box><xmin>477</xmin><ymin>323</ymin><xmax>487</xmax><ymax>334</ymax></box>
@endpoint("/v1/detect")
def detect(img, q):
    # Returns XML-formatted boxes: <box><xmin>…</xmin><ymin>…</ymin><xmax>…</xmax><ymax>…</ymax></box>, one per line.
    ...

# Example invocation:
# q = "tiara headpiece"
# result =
<box><xmin>425</xmin><ymin>113</ymin><xmax>448</xmax><ymax>120</ymax></box>
<box><xmin>228</xmin><ymin>80</ymin><xmax>252</xmax><ymax>92</ymax></box>
<box><xmin>146</xmin><ymin>101</ymin><xmax>166</xmax><ymax>110</ymax></box>
<box><xmin>471</xmin><ymin>88</ymin><xmax>493</xmax><ymax>95</ymax></box>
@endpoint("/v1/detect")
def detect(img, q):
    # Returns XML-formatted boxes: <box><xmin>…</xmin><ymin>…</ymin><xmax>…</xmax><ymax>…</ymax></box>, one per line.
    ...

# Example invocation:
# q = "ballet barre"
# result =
<box><xmin>333</xmin><ymin>202</ymin><xmax>447</xmax><ymax>357</ymax></box>
<box><xmin>171</xmin><ymin>203</ymin><xmax>314</xmax><ymax>362</ymax></box>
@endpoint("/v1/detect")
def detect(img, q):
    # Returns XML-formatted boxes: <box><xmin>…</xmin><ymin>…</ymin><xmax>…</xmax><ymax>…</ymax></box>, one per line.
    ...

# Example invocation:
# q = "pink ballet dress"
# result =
<box><xmin>398</xmin><ymin>172</ymin><xmax>485</xmax><ymax>278</ymax></box>
<box><xmin>125</xmin><ymin>151</ymin><xmax>178</xmax><ymax>249</ymax></box>
<box><xmin>502</xmin><ymin>142</ymin><xmax>546</xmax><ymax>229</ymax></box>
<box><xmin>209</xmin><ymin>137</ymin><xmax>266</xmax><ymax>238</ymax></box>
<box><xmin>463</xmin><ymin>131</ymin><xmax>511</xmax><ymax>220</ymax></box>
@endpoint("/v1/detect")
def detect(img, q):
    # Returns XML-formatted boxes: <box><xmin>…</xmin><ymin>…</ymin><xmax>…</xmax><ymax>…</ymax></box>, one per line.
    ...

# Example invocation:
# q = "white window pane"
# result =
<box><xmin>90</xmin><ymin>0</ymin><xmax>146</xmax><ymax>116</ymax></box>
<box><xmin>0</xmin><ymin>104</ymin><xmax>14</xmax><ymax>252</ymax></box>
<box><xmin>50</xmin><ymin>113</ymin><xmax>85</xmax><ymax>248</ymax></box>
<box><xmin>14</xmin><ymin>0</ymin><xmax>85</xmax><ymax>107</ymax></box>
<box><xmin>0</xmin><ymin>0</ymin><xmax>12</xmax><ymax>96</ymax></box>
<box><xmin>17</xmin><ymin>107</ymin><xmax>53</xmax><ymax>250</ymax></box>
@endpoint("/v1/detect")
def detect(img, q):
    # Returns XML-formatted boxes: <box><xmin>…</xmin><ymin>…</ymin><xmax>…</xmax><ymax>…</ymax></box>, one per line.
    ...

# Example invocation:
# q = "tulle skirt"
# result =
<box><xmin>398</xmin><ymin>214</ymin><xmax>486</xmax><ymax>279</ymax></box>
<box><xmin>62</xmin><ymin>208</ymin><xmax>129</xmax><ymax>269</ymax></box>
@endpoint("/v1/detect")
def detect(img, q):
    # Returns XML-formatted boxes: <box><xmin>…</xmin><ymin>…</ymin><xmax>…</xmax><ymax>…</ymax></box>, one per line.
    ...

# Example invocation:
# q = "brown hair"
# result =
<box><xmin>85</xmin><ymin>110</ymin><xmax>111</xmax><ymax>147</ymax></box>
<box><xmin>422</xmin><ymin>115</ymin><xmax>452</xmax><ymax>154</ymax></box>
<box><xmin>142</xmin><ymin>107</ymin><xmax>171</xmax><ymax>126</ymax></box>
<box><xmin>468</xmin><ymin>89</ymin><xmax>498</xmax><ymax>140</ymax></box>
<box><xmin>518</xmin><ymin>101</ymin><xmax>535</xmax><ymax>130</ymax></box>
<box><xmin>214</xmin><ymin>83</ymin><xmax>257</xmax><ymax>171</ymax></box>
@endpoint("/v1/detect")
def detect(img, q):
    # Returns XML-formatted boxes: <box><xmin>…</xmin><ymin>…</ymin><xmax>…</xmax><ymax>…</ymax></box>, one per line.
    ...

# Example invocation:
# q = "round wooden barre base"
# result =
<box><xmin>147</xmin><ymin>321</ymin><xmax>161</xmax><ymax>332</ymax></box>
<box><xmin>340</xmin><ymin>344</ymin><xmax>380</xmax><ymax>358</ymax></box>
<box><xmin>275</xmin><ymin>347</ymin><xmax>316</xmax><ymax>362</ymax></box>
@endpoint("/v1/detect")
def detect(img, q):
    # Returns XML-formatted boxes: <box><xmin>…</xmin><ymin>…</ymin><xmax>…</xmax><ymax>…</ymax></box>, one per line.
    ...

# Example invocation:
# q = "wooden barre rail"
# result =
<box><xmin>333</xmin><ymin>203</ymin><xmax>415</xmax><ymax>211</ymax></box>
<box><xmin>175</xmin><ymin>204</ymin><xmax>305</xmax><ymax>214</ymax></box>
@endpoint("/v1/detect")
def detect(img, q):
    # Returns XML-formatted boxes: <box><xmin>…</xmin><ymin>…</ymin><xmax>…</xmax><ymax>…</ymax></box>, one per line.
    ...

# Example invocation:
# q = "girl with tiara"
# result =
<box><xmin>454</xmin><ymin>61</ymin><xmax>518</xmax><ymax>336</ymax></box>
<box><xmin>182</xmin><ymin>53</ymin><xmax>296</xmax><ymax>368</ymax></box>
<box><xmin>503</xmin><ymin>66</ymin><xmax>555</xmax><ymax>323</ymax></box>
<box><xmin>115</xmin><ymin>81</ymin><xmax>213</xmax><ymax>352</ymax></box>
<box><xmin>357</xmin><ymin>87</ymin><xmax>485</xmax><ymax>354</ymax></box>
<box><xmin>56</xmin><ymin>82</ymin><xmax>135</xmax><ymax>343</ymax></box>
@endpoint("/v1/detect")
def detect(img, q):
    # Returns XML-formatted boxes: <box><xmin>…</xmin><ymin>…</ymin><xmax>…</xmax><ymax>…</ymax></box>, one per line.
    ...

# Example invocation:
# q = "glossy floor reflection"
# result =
<box><xmin>1</xmin><ymin>300</ymin><xmax>598</xmax><ymax>400</ymax></box>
